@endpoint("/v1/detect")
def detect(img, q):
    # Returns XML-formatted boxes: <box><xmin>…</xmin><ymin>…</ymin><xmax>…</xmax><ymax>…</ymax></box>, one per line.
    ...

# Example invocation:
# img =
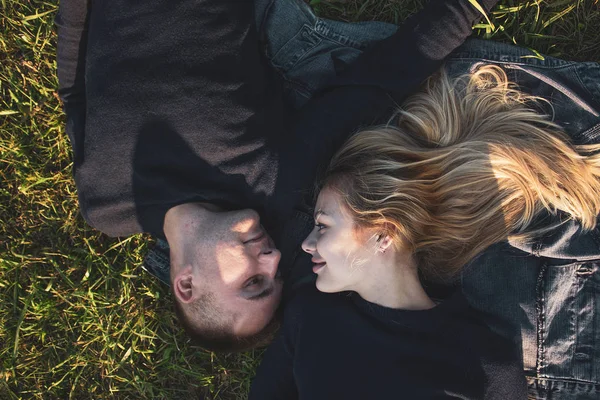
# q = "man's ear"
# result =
<box><xmin>173</xmin><ymin>265</ymin><xmax>195</xmax><ymax>304</ymax></box>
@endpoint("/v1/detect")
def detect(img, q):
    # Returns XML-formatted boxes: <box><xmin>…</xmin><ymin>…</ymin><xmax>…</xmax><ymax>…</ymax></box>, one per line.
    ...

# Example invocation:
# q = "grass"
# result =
<box><xmin>1</xmin><ymin>0</ymin><xmax>599</xmax><ymax>398</ymax></box>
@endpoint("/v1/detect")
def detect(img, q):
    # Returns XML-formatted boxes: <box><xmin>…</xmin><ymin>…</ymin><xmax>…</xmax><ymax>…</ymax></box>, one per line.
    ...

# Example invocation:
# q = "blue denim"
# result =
<box><xmin>257</xmin><ymin>0</ymin><xmax>398</xmax><ymax>109</ymax></box>
<box><xmin>446</xmin><ymin>39</ymin><xmax>600</xmax><ymax>399</ymax></box>
<box><xmin>141</xmin><ymin>1</ymin><xmax>600</xmax><ymax>398</ymax></box>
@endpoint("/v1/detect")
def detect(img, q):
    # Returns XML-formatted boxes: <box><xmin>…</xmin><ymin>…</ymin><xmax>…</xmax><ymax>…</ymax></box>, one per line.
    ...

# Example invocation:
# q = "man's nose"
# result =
<box><xmin>260</xmin><ymin>250</ymin><xmax>281</xmax><ymax>278</ymax></box>
<box><xmin>302</xmin><ymin>231</ymin><xmax>317</xmax><ymax>254</ymax></box>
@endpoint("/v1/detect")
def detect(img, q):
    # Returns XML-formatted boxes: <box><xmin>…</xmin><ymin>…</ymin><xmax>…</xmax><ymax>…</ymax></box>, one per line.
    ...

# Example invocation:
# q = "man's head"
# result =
<box><xmin>164</xmin><ymin>203</ymin><xmax>283</xmax><ymax>352</ymax></box>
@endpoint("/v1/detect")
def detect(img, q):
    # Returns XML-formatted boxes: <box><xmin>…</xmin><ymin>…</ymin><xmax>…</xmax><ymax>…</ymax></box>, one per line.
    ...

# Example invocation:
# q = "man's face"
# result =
<box><xmin>207</xmin><ymin>209</ymin><xmax>283</xmax><ymax>335</ymax></box>
<box><xmin>169</xmin><ymin>205</ymin><xmax>283</xmax><ymax>336</ymax></box>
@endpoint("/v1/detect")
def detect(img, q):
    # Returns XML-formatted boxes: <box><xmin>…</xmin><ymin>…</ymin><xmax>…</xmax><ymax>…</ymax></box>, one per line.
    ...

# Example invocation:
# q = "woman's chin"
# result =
<box><xmin>315</xmin><ymin>277</ymin><xmax>329</xmax><ymax>293</ymax></box>
<box><xmin>315</xmin><ymin>276</ymin><xmax>342</xmax><ymax>294</ymax></box>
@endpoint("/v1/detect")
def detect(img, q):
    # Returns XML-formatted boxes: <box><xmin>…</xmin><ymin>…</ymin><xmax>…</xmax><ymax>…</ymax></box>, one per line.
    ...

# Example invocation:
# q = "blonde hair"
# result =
<box><xmin>323</xmin><ymin>65</ymin><xmax>600</xmax><ymax>283</ymax></box>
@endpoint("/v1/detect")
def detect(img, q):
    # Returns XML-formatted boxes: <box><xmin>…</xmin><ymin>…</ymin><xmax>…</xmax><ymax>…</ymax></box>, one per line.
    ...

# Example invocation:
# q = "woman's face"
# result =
<box><xmin>301</xmin><ymin>188</ymin><xmax>378</xmax><ymax>293</ymax></box>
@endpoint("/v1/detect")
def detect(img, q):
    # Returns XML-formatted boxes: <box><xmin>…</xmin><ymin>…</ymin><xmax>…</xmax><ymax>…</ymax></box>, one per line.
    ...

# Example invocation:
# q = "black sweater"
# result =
<box><xmin>57</xmin><ymin>0</ymin><xmax>285</xmax><ymax>237</ymax></box>
<box><xmin>250</xmin><ymin>286</ymin><xmax>527</xmax><ymax>399</ymax></box>
<box><xmin>57</xmin><ymin>0</ymin><xmax>497</xmax><ymax>240</ymax></box>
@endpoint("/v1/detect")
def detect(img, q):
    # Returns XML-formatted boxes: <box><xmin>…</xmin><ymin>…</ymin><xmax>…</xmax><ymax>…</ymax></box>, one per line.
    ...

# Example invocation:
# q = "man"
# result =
<box><xmin>57</xmin><ymin>0</ymin><xmax>494</xmax><ymax>351</ymax></box>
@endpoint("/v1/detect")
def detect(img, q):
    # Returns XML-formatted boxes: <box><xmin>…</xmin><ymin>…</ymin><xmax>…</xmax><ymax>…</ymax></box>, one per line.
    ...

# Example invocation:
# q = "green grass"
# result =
<box><xmin>1</xmin><ymin>0</ymin><xmax>599</xmax><ymax>398</ymax></box>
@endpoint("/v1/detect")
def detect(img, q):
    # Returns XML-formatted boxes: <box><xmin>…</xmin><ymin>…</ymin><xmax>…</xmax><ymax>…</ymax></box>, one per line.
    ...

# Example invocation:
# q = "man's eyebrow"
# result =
<box><xmin>248</xmin><ymin>285</ymin><xmax>274</xmax><ymax>301</ymax></box>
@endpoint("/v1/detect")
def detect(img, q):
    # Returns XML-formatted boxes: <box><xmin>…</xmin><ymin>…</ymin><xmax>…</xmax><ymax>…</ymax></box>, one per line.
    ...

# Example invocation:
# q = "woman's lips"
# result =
<box><xmin>312</xmin><ymin>262</ymin><xmax>326</xmax><ymax>273</ymax></box>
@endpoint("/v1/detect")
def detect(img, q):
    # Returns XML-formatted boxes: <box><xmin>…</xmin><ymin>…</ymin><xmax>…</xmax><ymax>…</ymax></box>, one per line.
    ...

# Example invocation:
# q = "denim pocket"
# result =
<box><xmin>540</xmin><ymin>262</ymin><xmax>600</xmax><ymax>383</ymax></box>
<box><xmin>573</xmin><ymin>62</ymin><xmax>600</xmax><ymax>111</ymax></box>
<box><xmin>270</xmin><ymin>25</ymin><xmax>322</xmax><ymax>72</ymax></box>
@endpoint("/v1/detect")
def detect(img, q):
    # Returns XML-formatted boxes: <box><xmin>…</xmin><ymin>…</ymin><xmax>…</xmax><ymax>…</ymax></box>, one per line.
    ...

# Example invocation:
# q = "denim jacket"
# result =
<box><xmin>449</xmin><ymin>39</ymin><xmax>600</xmax><ymax>399</ymax></box>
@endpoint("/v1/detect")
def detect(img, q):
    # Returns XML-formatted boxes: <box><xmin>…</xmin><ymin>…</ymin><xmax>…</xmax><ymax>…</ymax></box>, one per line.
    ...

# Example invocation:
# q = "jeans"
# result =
<box><xmin>143</xmin><ymin>1</ymin><xmax>600</xmax><ymax>398</ymax></box>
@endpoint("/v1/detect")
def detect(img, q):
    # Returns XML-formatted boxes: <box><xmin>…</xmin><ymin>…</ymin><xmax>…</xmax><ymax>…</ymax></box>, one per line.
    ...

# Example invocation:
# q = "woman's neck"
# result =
<box><xmin>355</xmin><ymin>254</ymin><xmax>436</xmax><ymax>311</ymax></box>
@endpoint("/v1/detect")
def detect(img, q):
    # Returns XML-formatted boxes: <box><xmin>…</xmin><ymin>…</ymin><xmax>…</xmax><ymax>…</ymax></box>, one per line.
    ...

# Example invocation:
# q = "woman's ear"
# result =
<box><xmin>378</xmin><ymin>235</ymin><xmax>394</xmax><ymax>253</ymax></box>
<box><xmin>376</xmin><ymin>222</ymin><xmax>398</xmax><ymax>253</ymax></box>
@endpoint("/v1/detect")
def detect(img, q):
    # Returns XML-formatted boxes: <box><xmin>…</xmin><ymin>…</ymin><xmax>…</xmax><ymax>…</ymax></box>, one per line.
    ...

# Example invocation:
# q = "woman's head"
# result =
<box><xmin>301</xmin><ymin>187</ymin><xmax>399</xmax><ymax>293</ymax></box>
<box><xmin>308</xmin><ymin>65</ymin><xmax>600</xmax><ymax>284</ymax></box>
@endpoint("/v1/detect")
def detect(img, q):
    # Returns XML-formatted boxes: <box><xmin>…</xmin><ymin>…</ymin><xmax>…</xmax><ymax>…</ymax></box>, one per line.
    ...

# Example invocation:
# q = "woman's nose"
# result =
<box><xmin>302</xmin><ymin>231</ymin><xmax>317</xmax><ymax>254</ymax></box>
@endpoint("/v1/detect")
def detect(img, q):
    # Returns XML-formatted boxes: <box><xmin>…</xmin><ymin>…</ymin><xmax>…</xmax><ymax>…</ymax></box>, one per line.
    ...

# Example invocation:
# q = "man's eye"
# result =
<box><xmin>246</xmin><ymin>276</ymin><xmax>262</xmax><ymax>287</ymax></box>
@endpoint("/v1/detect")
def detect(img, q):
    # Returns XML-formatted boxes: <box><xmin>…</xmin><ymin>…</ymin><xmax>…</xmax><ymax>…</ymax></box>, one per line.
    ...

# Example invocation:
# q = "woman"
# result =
<box><xmin>249</xmin><ymin>66</ymin><xmax>600</xmax><ymax>399</ymax></box>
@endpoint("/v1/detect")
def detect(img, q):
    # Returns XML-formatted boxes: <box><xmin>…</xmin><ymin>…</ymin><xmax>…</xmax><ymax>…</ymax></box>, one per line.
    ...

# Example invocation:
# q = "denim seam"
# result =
<box><xmin>271</xmin><ymin>24</ymin><xmax>322</xmax><ymax>71</ymax></box>
<box><xmin>507</xmin><ymin>64</ymin><xmax>600</xmax><ymax>117</ymax></box>
<box><xmin>573</xmin><ymin>64</ymin><xmax>600</xmax><ymax>115</ymax></box>
<box><xmin>590</xmin><ymin>225</ymin><xmax>600</xmax><ymax>260</ymax></box>
<box><xmin>449</xmin><ymin>49</ymin><xmax>574</xmax><ymax>68</ymax></box>
<box><xmin>527</xmin><ymin>376</ymin><xmax>600</xmax><ymax>386</ymax></box>
<box><xmin>573</xmin><ymin>266</ymin><xmax>585</xmax><ymax>376</ymax></box>
<box><xmin>271</xmin><ymin>17</ymin><xmax>371</xmax><ymax>73</ymax></box>
<box><xmin>536</xmin><ymin>262</ymin><xmax>548</xmax><ymax>378</ymax></box>
<box><xmin>581</xmin><ymin>123</ymin><xmax>600</xmax><ymax>143</ymax></box>
<box><xmin>273</xmin><ymin>18</ymin><xmax>371</xmax><ymax>100</ymax></box>
<box><xmin>313</xmin><ymin>20</ymin><xmax>370</xmax><ymax>50</ymax></box>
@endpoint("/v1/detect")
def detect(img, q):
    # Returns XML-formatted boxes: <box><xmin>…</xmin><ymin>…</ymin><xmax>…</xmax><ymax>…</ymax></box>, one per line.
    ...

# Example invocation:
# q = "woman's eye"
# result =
<box><xmin>316</xmin><ymin>223</ymin><xmax>326</xmax><ymax>231</ymax></box>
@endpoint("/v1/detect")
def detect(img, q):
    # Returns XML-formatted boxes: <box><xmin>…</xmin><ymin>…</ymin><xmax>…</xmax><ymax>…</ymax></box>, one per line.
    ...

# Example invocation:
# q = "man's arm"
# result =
<box><xmin>332</xmin><ymin>0</ymin><xmax>499</xmax><ymax>102</ymax></box>
<box><xmin>55</xmin><ymin>0</ymin><xmax>90</xmax><ymax>166</ymax></box>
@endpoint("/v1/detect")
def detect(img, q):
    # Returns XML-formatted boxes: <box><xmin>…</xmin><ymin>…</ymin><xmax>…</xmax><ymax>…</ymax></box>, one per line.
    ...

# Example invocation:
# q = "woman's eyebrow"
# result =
<box><xmin>314</xmin><ymin>209</ymin><xmax>329</xmax><ymax>219</ymax></box>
